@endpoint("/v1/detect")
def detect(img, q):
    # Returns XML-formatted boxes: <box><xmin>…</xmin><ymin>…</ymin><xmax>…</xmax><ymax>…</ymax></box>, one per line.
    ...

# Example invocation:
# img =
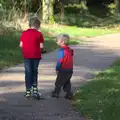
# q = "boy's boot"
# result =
<box><xmin>64</xmin><ymin>92</ymin><xmax>73</xmax><ymax>100</ymax></box>
<box><xmin>51</xmin><ymin>90</ymin><xmax>59</xmax><ymax>98</ymax></box>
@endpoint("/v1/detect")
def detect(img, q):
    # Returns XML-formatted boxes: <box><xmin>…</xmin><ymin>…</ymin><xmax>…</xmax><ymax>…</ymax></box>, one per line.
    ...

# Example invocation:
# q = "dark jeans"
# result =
<box><xmin>24</xmin><ymin>59</ymin><xmax>40</xmax><ymax>91</ymax></box>
<box><xmin>54</xmin><ymin>72</ymin><xmax>72</xmax><ymax>95</ymax></box>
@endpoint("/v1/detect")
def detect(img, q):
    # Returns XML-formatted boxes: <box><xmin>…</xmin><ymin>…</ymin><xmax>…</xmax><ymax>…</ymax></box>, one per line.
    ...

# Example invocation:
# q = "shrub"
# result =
<box><xmin>108</xmin><ymin>3</ymin><xmax>116</xmax><ymax>15</ymax></box>
<box><xmin>65</xmin><ymin>2</ymin><xmax>88</xmax><ymax>14</ymax></box>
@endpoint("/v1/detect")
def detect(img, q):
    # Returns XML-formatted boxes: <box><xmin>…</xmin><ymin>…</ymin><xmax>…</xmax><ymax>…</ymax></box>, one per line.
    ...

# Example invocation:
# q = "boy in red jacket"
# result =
<box><xmin>52</xmin><ymin>34</ymin><xmax>73</xmax><ymax>100</ymax></box>
<box><xmin>19</xmin><ymin>17</ymin><xmax>44</xmax><ymax>99</ymax></box>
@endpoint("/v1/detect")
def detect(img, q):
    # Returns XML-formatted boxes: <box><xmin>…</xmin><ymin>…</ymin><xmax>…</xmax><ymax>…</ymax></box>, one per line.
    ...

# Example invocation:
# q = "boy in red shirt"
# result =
<box><xmin>19</xmin><ymin>17</ymin><xmax>44</xmax><ymax>99</ymax></box>
<box><xmin>52</xmin><ymin>34</ymin><xmax>73</xmax><ymax>100</ymax></box>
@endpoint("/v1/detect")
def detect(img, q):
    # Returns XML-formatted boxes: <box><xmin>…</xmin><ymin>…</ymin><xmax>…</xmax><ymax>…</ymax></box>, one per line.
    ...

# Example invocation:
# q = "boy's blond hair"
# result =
<box><xmin>56</xmin><ymin>34</ymin><xmax>70</xmax><ymax>44</ymax></box>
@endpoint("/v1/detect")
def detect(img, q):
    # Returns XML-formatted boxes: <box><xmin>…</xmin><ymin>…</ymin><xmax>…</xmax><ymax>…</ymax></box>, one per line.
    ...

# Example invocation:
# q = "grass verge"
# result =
<box><xmin>73</xmin><ymin>59</ymin><xmax>120</xmax><ymax>120</ymax></box>
<box><xmin>41</xmin><ymin>24</ymin><xmax>119</xmax><ymax>37</ymax></box>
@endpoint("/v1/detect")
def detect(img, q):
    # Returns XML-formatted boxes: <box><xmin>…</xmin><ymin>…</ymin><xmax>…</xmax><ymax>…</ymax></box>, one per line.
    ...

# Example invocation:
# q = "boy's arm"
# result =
<box><xmin>56</xmin><ymin>49</ymin><xmax>64</xmax><ymax>71</ymax></box>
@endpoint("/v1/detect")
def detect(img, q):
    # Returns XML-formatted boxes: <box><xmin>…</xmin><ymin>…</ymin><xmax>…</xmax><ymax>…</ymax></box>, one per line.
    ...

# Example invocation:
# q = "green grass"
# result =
<box><xmin>0</xmin><ymin>32</ymin><xmax>22</xmax><ymax>69</ymax></box>
<box><xmin>42</xmin><ymin>25</ymin><xmax>119</xmax><ymax>37</ymax></box>
<box><xmin>73</xmin><ymin>59</ymin><xmax>120</xmax><ymax>120</ymax></box>
<box><xmin>0</xmin><ymin>29</ymin><xmax>81</xmax><ymax>70</ymax></box>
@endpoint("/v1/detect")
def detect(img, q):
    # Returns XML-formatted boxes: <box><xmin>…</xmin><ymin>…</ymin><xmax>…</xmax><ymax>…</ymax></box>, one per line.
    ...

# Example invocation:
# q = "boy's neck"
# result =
<box><xmin>30</xmin><ymin>27</ymin><xmax>39</xmax><ymax>30</ymax></box>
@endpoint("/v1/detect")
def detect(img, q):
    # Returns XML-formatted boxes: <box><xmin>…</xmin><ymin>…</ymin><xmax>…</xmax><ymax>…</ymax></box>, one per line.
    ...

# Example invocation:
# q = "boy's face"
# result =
<box><xmin>56</xmin><ymin>39</ymin><xmax>64</xmax><ymax>46</ymax></box>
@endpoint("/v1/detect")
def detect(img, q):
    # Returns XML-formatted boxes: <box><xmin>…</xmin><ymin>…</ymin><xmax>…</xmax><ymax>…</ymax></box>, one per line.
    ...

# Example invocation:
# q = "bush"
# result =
<box><xmin>65</xmin><ymin>2</ymin><xmax>88</xmax><ymax>14</ymax></box>
<box><xmin>108</xmin><ymin>3</ymin><xmax>116</xmax><ymax>15</ymax></box>
<box><xmin>54</xmin><ymin>13</ymin><xmax>100</xmax><ymax>27</ymax></box>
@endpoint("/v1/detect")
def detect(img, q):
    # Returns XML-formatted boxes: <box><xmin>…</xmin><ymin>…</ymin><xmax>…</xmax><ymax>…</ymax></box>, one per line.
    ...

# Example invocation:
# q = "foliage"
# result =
<box><xmin>87</xmin><ymin>0</ymin><xmax>114</xmax><ymax>5</ymax></box>
<box><xmin>0</xmin><ymin>0</ymin><xmax>117</xmax><ymax>24</ymax></box>
<box><xmin>49</xmin><ymin>15</ymin><xmax>55</xmax><ymax>24</ymax></box>
<box><xmin>108</xmin><ymin>3</ymin><xmax>116</xmax><ymax>14</ymax></box>
<box><xmin>65</xmin><ymin>2</ymin><xmax>88</xmax><ymax>14</ymax></box>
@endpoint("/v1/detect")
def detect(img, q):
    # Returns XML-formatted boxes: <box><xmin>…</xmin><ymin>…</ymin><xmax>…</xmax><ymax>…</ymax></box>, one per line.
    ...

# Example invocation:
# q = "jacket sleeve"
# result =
<box><xmin>56</xmin><ymin>49</ymin><xmax>64</xmax><ymax>71</ymax></box>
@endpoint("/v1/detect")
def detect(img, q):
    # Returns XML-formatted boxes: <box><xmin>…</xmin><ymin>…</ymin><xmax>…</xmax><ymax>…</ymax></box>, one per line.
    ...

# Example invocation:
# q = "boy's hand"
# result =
<box><xmin>19</xmin><ymin>42</ymin><xmax>23</xmax><ymax>48</ymax></box>
<box><xmin>41</xmin><ymin>48</ymin><xmax>47</xmax><ymax>53</ymax></box>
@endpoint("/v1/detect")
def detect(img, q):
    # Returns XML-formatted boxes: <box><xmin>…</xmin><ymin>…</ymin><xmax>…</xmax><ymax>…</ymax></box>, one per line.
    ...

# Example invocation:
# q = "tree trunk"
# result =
<box><xmin>49</xmin><ymin>0</ymin><xmax>55</xmax><ymax>24</ymax></box>
<box><xmin>116</xmin><ymin>0</ymin><xmax>120</xmax><ymax>16</ymax></box>
<box><xmin>42</xmin><ymin>0</ymin><xmax>49</xmax><ymax>23</ymax></box>
<box><xmin>60</xmin><ymin>2</ymin><xmax>64</xmax><ymax>23</ymax></box>
<box><xmin>23</xmin><ymin>0</ymin><xmax>28</xmax><ymax>22</ymax></box>
<box><xmin>42</xmin><ymin>0</ymin><xmax>54</xmax><ymax>24</ymax></box>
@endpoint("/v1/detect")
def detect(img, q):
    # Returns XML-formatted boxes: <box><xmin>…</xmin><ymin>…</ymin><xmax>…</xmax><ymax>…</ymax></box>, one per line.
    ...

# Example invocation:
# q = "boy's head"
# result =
<box><xmin>29</xmin><ymin>17</ymin><xmax>41</xmax><ymax>29</ymax></box>
<box><xmin>56</xmin><ymin>34</ymin><xmax>70</xmax><ymax>46</ymax></box>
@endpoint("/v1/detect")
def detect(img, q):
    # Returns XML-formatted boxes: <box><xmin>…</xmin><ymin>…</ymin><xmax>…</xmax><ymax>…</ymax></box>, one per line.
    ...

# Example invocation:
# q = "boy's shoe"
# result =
<box><xmin>32</xmin><ymin>93</ymin><xmax>41</xmax><ymax>100</ymax></box>
<box><xmin>25</xmin><ymin>90</ymin><xmax>31</xmax><ymax>98</ymax></box>
<box><xmin>64</xmin><ymin>93</ymin><xmax>73</xmax><ymax>100</ymax></box>
<box><xmin>32</xmin><ymin>87</ymin><xmax>44</xmax><ymax>100</ymax></box>
<box><xmin>51</xmin><ymin>91</ymin><xmax>59</xmax><ymax>98</ymax></box>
